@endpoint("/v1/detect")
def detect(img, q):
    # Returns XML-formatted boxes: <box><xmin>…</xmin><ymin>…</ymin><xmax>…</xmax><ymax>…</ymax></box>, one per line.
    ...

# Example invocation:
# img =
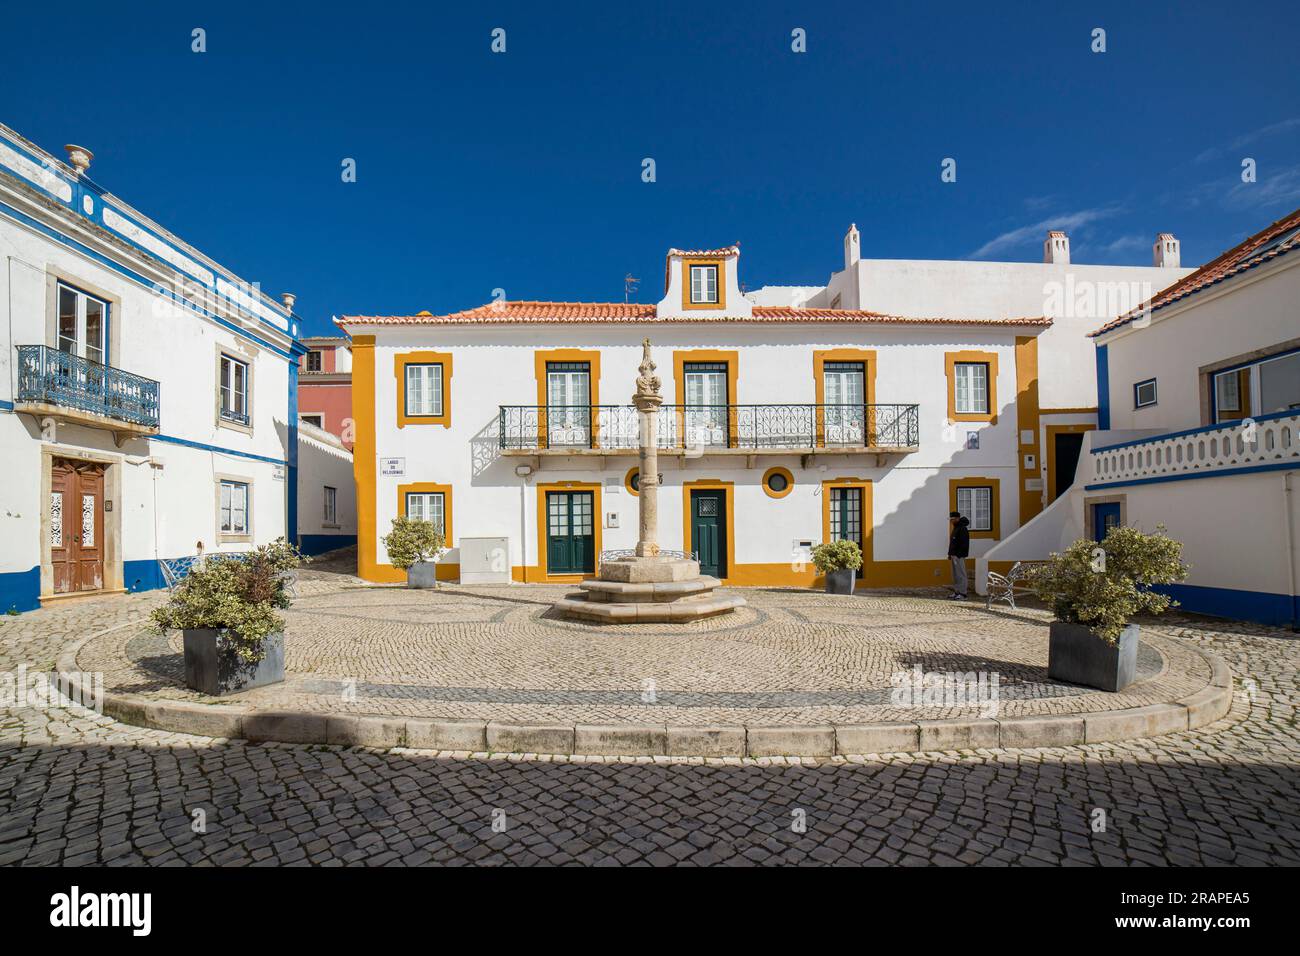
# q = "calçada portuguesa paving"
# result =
<box><xmin>1</xmin><ymin>550</ymin><xmax>1297</xmax><ymax>866</ymax></box>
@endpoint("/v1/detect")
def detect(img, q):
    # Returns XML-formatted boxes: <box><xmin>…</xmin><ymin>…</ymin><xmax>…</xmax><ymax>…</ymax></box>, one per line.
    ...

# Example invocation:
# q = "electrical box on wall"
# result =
<box><xmin>606</xmin><ymin>512</ymin><xmax>620</xmax><ymax>528</ymax></box>
<box><xmin>1023</xmin><ymin>453</ymin><xmax>1036</xmax><ymax>470</ymax></box>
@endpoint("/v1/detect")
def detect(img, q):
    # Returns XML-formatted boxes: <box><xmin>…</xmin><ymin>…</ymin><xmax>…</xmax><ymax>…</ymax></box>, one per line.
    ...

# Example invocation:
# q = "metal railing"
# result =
<box><xmin>498</xmin><ymin>403</ymin><xmax>919</xmax><ymax>451</ymax></box>
<box><xmin>16</xmin><ymin>345</ymin><xmax>160</xmax><ymax>428</ymax></box>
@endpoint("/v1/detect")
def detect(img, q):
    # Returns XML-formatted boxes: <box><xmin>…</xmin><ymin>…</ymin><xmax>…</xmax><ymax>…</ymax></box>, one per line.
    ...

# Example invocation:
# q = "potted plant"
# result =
<box><xmin>1026</xmin><ymin>525</ymin><xmax>1188</xmax><ymax>692</ymax></box>
<box><xmin>383</xmin><ymin>516</ymin><xmax>446</xmax><ymax>588</ymax></box>
<box><xmin>811</xmin><ymin>539</ymin><xmax>863</xmax><ymax>595</ymax></box>
<box><xmin>150</xmin><ymin>539</ymin><xmax>306</xmax><ymax>696</ymax></box>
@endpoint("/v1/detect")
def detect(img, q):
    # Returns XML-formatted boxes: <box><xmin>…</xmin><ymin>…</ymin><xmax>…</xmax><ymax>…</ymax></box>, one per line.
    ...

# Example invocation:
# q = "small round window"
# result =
<box><xmin>630</xmin><ymin>472</ymin><xmax>640</xmax><ymax>491</ymax></box>
<box><xmin>762</xmin><ymin>467</ymin><xmax>794</xmax><ymax>498</ymax></box>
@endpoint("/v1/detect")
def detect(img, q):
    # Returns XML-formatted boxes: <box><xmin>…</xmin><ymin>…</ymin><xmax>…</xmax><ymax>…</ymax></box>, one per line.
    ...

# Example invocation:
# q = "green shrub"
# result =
<box><xmin>382</xmin><ymin>516</ymin><xmax>445</xmax><ymax>571</ymax></box>
<box><xmin>811</xmin><ymin>538</ymin><xmax>864</xmax><ymax>573</ymax></box>
<box><xmin>1025</xmin><ymin>525</ymin><xmax>1188</xmax><ymax>645</ymax></box>
<box><xmin>150</xmin><ymin>538</ymin><xmax>306</xmax><ymax>662</ymax></box>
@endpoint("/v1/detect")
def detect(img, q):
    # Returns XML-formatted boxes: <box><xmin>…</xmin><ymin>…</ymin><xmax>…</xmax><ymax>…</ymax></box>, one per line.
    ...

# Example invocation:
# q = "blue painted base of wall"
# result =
<box><xmin>299</xmin><ymin>534</ymin><xmax>357</xmax><ymax>557</ymax></box>
<box><xmin>124</xmin><ymin>558</ymin><xmax>167</xmax><ymax>595</ymax></box>
<box><xmin>1159</xmin><ymin>583</ymin><xmax>1298</xmax><ymax>629</ymax></box>
<box><xmin>0</xmin><ymin>567</ymin><xmax>41</xmax><ymax>614</ymax></box>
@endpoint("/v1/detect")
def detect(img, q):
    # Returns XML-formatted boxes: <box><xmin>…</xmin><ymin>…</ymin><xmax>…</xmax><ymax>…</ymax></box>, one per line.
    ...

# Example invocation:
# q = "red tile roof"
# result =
<box><xmin>338</xmin><ymin>301</ymin><xmax>1051</xmax><ymax>328</ymax></box>
<box><xmin>666</xmin><ymin>246</ymin><xmax>739</xmax><ymax>258</ymax></box>
<box><xmin>1091</xmin><ymin>205</ymin><xmax>1300</xmax><ymax>337</ymax></box>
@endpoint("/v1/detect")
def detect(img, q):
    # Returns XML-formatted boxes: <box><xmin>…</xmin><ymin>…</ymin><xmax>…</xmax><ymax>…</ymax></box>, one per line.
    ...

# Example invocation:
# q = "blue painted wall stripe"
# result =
<box><xmin>1095</xmin><ymin>343</ymin><xmax>1110</xmax><ymax>430</ymax></box>
<box><xmin>1092</xmin><ymin>407</ymin><xmax>1297</xmax><ymax>453</ymax></box>
<box><xmin>151</xmin><ymin>433</ymin><xmax>288</xmax><ymax>466</ymax></box>
<box><xmin>0</xmin><ymin>200</ymin><xmax>294</xmax><ymax>360</ymax></box>
<box><xmin>1085</xmin><ymin>458</ymin><xmax>1300</xmax><ymax>490</ymax></box>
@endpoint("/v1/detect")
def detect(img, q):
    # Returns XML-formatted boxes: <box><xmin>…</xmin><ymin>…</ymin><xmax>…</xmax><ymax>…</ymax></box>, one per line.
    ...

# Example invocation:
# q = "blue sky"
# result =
<box><xmin>3</xmin><ymin>1</ymin><xmax>1298</xmax><ymax>336</ymax></box>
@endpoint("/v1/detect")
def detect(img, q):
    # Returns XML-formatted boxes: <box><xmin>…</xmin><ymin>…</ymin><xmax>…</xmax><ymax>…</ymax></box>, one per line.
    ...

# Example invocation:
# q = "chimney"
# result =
<box><xmin>63</xmin><ymin>144</ymin><xmax>93</xmax><ymax>177</ymax></box>
<box><xmin>1153</xmin><ymin>233</ymin><xmax>1180</xmax><ymax>268</ymax></box>
<box><xmin>1043</xmin><ymin>230</ymin><xmax>1070</xmax><ymax>265</ymax></box>
<box><xmin>281</xmin><ymin>292</ymin><xmax>296</xmax><ymax>313</ymax></box>
<box><xmin>844</xmin><ymin>223</ymin><xmax>861</xmax><ymax>269</ymax></box>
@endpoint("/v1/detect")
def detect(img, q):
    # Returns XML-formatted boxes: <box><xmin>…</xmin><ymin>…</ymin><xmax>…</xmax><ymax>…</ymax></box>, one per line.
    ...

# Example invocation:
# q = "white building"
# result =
<box><xmin>0</xmin><ymin>124</ymin><xmax>306</xmax><ymax>611</ymax></box>
<box><xmin>981</xmin><ymin>208</ymin><xmax>1300</xmax><ymax>627</ymax></box>
<box><xmin>341</xmin><ymin>233</ymin><xmax>1189</xmax><ymax>589</ymax></box>
<box><xmin>296</xmin><ymin>418</ymin><xmax>357</xmax><ymax>555</ymax></box>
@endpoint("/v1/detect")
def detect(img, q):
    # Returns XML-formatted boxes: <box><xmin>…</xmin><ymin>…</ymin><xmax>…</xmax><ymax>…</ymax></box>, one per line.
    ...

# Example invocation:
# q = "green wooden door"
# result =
<box><xmin>690</xmin><ymin>490</ymin><xmax>726</xmax><ymax>579</ymax></box>
<box><xmin>546</xmin><ymin>491</ymin><xmax>594</xmax><ymax>574</ymax></box>
<box><xmin>829</xmin><ymin>486</ymin><xmax>864</xmax><ymax>578</ymax></box>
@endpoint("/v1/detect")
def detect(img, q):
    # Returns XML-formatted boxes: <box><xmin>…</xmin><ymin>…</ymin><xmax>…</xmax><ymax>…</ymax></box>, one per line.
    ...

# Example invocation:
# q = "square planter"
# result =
<box><xmin>183</xmin><ymin>629</ymin><xmax>285</xmax><ymax>696</ymax></box>
<box><xmin>1048</xmin><ymin>621</ymin><xmax>1139</xmax><ymax>692</ymax></box>
<box><xmin>407</xmin><ymin>560</ymin><xmax>438</xmax><ymax>589</ymax></box>
<box><xmin>824</xmin><ymin>569</ymin><xmax>856</xmax><ymax>595</ymax></box>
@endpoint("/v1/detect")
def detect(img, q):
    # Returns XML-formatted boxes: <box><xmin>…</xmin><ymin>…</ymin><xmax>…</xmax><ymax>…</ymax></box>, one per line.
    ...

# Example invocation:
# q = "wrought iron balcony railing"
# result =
<box><xmin>498</xmin><ymin>403</ymin><xmax>919</xmax><ymax>452</ymax></box>
<box><xmin>16</xmin><ymin>344</ymin><xmax>160</xmax><ymax>429</ymax></box>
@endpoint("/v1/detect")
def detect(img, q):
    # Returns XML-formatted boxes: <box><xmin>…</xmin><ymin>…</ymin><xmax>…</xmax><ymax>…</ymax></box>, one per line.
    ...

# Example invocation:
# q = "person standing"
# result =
<box><xmin>947</xmin><ymin>511</ymin><xmax>970</xmax><ymax>599</ymax></box>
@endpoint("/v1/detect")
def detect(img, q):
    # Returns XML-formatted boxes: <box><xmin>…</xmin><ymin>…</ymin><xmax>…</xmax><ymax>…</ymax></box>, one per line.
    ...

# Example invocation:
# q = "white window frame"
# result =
<box><xmin>689</xmin><ymin>264</ymin><xmax>718</xmax><ymax>304</ymax></box>
<box><xmin>954</xmin><ymin>362</ymin><xmax>989</xmax><ymax>415</ymax></box>
<box><xmin>219</xmin><ymin>354</ymin><xmax>250</xmax><ymax>423</ymax></box>
<box><xmin>956</xmin><ymin>485</ymin><xmax>992</xmax><ymax>532</ymax></box>
<box><xmin>300</xmin><ymin>413</ymin><xmax>324</xmax><ymax>428</ymax></box>
<box><xmin>405</xmin><ymin>491</ymin><xmax>445</xmax><ymax>535</ymax></box>
<box><xmin>56</xmin><ymin>281</ymin><xmax>108</xmax><ymax>364</ymax></box>
<box><xmin>405</xmin><ymin>363</ymin><xmax>444</xmax><ymax>417</ymax></box>
<box><xmin>220</xmin><ymin>480</ymin><xmax>250</xmax><ymax>536</ymax></box>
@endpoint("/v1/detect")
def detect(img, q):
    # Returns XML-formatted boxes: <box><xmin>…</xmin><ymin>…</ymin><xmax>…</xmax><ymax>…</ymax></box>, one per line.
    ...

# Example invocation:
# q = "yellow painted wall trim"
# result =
<box><xmin>761</xmin><ymin>466</ymin><xmax>794</xmax><ymax>499</ymax></box>
<box><xmin>1040</xmin><ymin>406</ymin><xmax>1098</xmax><ymax>416</ymax></box>
<box><xmin>624</xmin><ymin>466</ymin><xmax>640</xmax><ymax>496</ymax></box>
<box><xmin>534</xmin><ymin>349</ymin><xmax>601</xmax><ymax>448</ymax></box>
<box><xmin>679</xmin><ymin>258</ymin><xmax>727</xmax><ymax>311</ymax></box>
<box><xmin>396</xmin><ymin>481</ymin><xmax>454</xmax><ymax>547</ymax></box>
<box><xmin>681</xmin><ymin>478</ymin><xmax>736</xmax><ymax>584</ymax></box>
<box><xmin>394</xmin><ymin>350</ymin><xmax>453</xmax><ymax>428</ymax></box>
<box><xmin>1045</xmin><ymin>424</ymin><xmax>1096</xmax><ymax>504</ymax></box>
<box><xmin>352</xmin><ymin>335</ymin><xmax>380</xmax><ymax>581</ymax></box>
<box><xmin>534</xmin><ymin>480</ymin><xmax>602</xmax><ymax>583</ymax></box>
<box><xmin>812</xmin><ymin>348</ymin><xmax>877</xmax><ymax>446</ymax></box>
<box><xmin>945</xmin><ymin>349</ymin><xmax>999</xmax><ymax>424</ymax></box>
<box><xmin>949</xmin><ymin>476</ymin><xmax>1002</xmax><ymax>540</ymax></box>
<box><xmin>820</xmin><ymin>478</ymin><xmax>873</xmax><ymax>584</ymax></box>
<box><xmin>1014</xmin><ymin>336</ymin><xmax>1041</xmax><ymax>524</ymax></box>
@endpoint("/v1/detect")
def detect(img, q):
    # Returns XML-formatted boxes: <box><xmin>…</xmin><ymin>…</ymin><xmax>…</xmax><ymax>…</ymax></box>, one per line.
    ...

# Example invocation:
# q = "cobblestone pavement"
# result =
<box><xmin>1</xmin><ymin>553</ymin><xmax>1298</xmax><ymax>865</ymax></box>
<box><xmin>74</xmin><ymin>569</ymin><xmax>1211</xmax><ymax>726</ymax></box>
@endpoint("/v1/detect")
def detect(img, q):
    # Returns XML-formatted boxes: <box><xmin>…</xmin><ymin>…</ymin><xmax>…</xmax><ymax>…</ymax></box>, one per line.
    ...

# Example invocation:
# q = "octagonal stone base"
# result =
<box><xmin>598</xmin><ymin>556</ymin><xmax>700</xmax><ymax>583</ymax></box>
<box><xmin>553</xmin><ymin>556</ymin><xmax>744</xmax><ymax>623</ymax></box>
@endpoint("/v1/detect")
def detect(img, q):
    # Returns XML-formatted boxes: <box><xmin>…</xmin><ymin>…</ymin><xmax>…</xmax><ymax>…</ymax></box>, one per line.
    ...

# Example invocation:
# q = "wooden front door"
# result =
<box><xmin>690</xmin><ymin>489</ymin><xmax>727</xmax><ymax>579</ymax></box>
<box><xmin>50</xmin><ymin>458</ymin><xmax>105</xmax><ymax>594</ymax></box>
<box><xmin>546</xmin><ymin>491</ymin><xmax>594</xmax><ymax>575</ymax></box>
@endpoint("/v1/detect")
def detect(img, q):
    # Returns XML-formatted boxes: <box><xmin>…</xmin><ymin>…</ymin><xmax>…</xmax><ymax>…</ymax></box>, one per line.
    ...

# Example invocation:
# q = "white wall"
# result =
<box><xmin>1102</xmin><ymin>257</ymin><xmax>1300</xmax><ymax>432</ymax></box>
<box><xmin>365</xmin><ymin>323</ymin><xmax>1030</xmax><ymax>575</ymax></box>
<box><xmin>0</xmin><ymin>143</ymin><xmax>296</xmax><ymax>602</ymax></box>
<box><xmin>297</xmin><ymin>422</ymin><xmax>356</xmax><ymax>540</ymax></box>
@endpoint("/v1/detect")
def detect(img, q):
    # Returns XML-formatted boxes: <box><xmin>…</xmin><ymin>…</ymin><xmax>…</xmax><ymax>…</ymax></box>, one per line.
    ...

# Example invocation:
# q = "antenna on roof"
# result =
<box><xmin>624</xmin><ymin>273</ymin><xmax>639</xmax><ymax>303</ymax></box>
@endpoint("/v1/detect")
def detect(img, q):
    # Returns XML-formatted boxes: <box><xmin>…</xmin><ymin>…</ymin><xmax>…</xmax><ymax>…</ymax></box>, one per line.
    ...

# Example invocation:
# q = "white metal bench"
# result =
<box><xmin>985</xmin><ymin>561</ymin><xmax>1041</xmax><ymax>610</ymax></box>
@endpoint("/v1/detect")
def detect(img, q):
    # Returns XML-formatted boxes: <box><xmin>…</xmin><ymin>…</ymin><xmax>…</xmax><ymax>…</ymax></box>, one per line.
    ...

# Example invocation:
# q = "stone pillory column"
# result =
<box><xmin>549</xmin><ymin>337</ymin><xmax>745</xmax><ymax>623</ymax></box>
<box><xmin>633</xmin><ymin>337</ymin><xmax>663</xmax><ymax>558</ymax></box>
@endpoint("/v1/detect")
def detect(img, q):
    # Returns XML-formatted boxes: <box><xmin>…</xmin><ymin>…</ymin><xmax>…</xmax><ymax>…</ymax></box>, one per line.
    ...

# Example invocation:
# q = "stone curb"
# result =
<box><xmin>54</xmin><ymin>628</ymin><xmax>1237</xmax><ymax>758</ymax></box>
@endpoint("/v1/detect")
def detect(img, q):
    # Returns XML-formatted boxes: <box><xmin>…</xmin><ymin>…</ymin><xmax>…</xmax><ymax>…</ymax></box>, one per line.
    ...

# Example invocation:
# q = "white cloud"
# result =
<box><xmin>969</xmin><ymin>207</ymin><xmax>1122</xmax><ymax>259</ymax></box>
<box><xmin>1194</xmin><ymin>118</ymin><xmax>1300</xmax><ymax>165</ymax></box>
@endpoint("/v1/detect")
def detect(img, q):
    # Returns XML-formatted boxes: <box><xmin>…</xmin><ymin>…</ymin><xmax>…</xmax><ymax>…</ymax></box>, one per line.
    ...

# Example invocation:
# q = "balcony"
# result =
<box><xmin>15</xmin><ymin>344</ymin><xmax>160</xmax><ymax>440</ymax></box>
<box><xmin>1088</xmin><ymin>410</ymin><xmax>1299</xmax><ymax>488</ymax></box>
<box><xmin>498</xmin><ymin>403</ymin><xmax>919</xmax><ymax>465</ymax></box>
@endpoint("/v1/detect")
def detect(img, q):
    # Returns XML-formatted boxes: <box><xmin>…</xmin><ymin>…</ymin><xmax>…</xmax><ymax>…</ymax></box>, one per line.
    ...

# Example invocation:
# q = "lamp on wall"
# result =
<box><xmin>515</xmin><ymin>464</ymin><xmax>533</xmax><ymax>477</ymax></box>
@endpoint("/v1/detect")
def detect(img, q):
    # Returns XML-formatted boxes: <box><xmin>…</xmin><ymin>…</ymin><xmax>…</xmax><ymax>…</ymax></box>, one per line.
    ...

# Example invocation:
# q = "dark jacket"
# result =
<box><xmin>948</xmin><ymin>517</ymin><xmax>970</xmax><ymax>558</ymax></box>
